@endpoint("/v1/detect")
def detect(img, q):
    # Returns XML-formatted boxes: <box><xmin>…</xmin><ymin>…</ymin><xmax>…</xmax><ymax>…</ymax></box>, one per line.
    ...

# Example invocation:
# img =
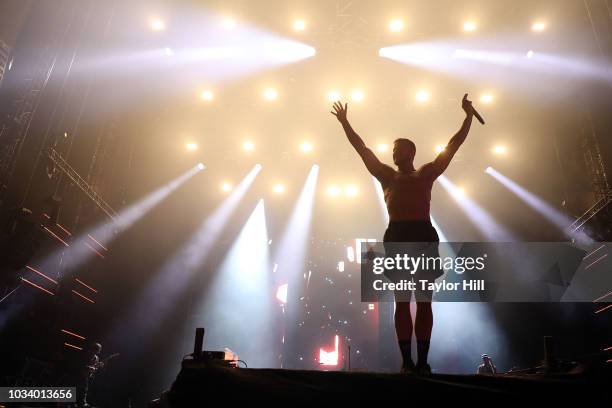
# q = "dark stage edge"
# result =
<box><xmin>152</xmin><ymin>364</ymin><xmax>611</xmax><ymax>406</ymax></box>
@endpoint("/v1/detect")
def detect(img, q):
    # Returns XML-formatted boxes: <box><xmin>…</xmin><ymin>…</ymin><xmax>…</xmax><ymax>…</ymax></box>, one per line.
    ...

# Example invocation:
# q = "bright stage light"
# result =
<box><xmin>272</xmin><ymin>183</ymin><xmax>286</xmax><ymax>194</ymax></box>
<box><xmin>327</xmin><ymin>185</ymin><xmax>341</xmax><ymax>197</ymax></box>
<box><xmin>344</xmin><ymin>184</ymin><xmax>359</xmax><ymax>197</ymax></box>
<box><xmin>388</xmin><ymin>19</ymin><xmax>405</xmax><ymax>33</ymax></box>
<box><xmin>55</xmin><ymin>164</ymin><xmax>203</xmax><ymax>276</ymax></box>
<box><xmin>185</xmin><ymin>142</ymin><xmax>198</xmax><ymax>152</ymax></box>
<box><xmin>242</xmin><ymin>140</ymin><xmax>255</xmax><ymax>151</ymax></box>
<box><xmin>221</xmin><ymin>182</ymin><xmax>233</xmax><ymax>192</ymax></box>
<box><xmin>376</xmin><ymin>143</ymin><xmax>389</xmax><ymax>153</ymax></box>
<box><xmin>415</xmin><ymin>89</ymin><xmax>430</xmax><ymax>103</ymax></box>
<box><xmin>200</xmin><ymin>89</ymin><xmax>214</xmax><ymax>101</ymax></box>
<box><xmin>149</xmin><ymin>18</ymin><xmax>165</xmax><ymax>31</ymax></box>
<box><xmin>276</xmin><ymin>283</ymin><xmax>289</xmax><ymax>303</ymax></box>
<box><xmin>435</xmin><ymin>144</ymin><xmax>446</xmax><ymax>153</ymax></box>
<box><xmin>319</xmin><ymin>335</ymin><xmax>340</xmax><ymax>366</ymax></box>
<box><xmin>531</xmin><ymin>21</ymin><xmax>546</xmax><ymax>32</ymax></box>
<box><xmin>5</xmin><ymin>164</ymin><xmax>206</xmax><ymax>331</ymax></box>
<box><xmin>273</xmin><ymin>165</ymin><xmax>319</xmax><ymax>357</ymax></box>
<box><xmin>346</xmin><ymin>246</ymin><xmax>355</xmax><ymax>262</ymax></box>
<box><xmin>293</xmin><ymin>19</ymin><xmax>306</xmax><ymax>31</ymax></box>
<box><xmin>263</xmin><ymin>87</ymin><xmax>278</xmax><ymax>101</ymax></box>
<box><xmin>193</xmin><ymin>47</ymin><xmax>240</xmax><ymax>60</ymax></box>
<box><xmin>351</xmin><ymin>89</ymin><xmax>364</xmax><ymax>102</ymax></box>
<box><xmin>485</xmin><ymin>167</ymin><xmax>592</xmax><ymax>245</ymax></box>
<box><xmin>492</xmin><ymin>145</ymin><xmax>507</xmax><ymax>155</ymax></box>
<box><xmin>108</xmin><ymin>165</ymin><xmax>262</xmax><ymax>362</ymax></box>
<box><xmin>463</xmin><ymin>21</ymin><xmax>477</xmax><ymax>32</ymax></box>
<box><xmin>121</xmin><ymin>21</ymin><xmax>316</xmax><ymax>84</ymax></box>
<box><xmin>299</xmin><ymin>141</ymin><xmax>313</xmax><ymax>153</ymax></box>
<box><xmin>480</xmin><ymin>93</ymin><xmax>494</xmax><ymax>104</ymax></box>
<box><xmin>380</xmin><ymin>38</ymin><xmax>612</xmax><ymax>92</ymax></box>
<box><xmin>200</xmin><ymin>199</ymin><xmax>275</xmax><ymax>367</ymax></box>
<box><xmin>438</xmin><ymin>175</ymin><xmax>515</xmax><ymax>241</ymax></box>
<box><xmin>328</xmin><ymin>90</ymin><xmax>342</xmax><ymax>102</ymax></box>
<box><xmin>379</xmin><ymin>43</ymin><xmax>451</xmax><ymax>65</ymax></box>
<box><xmin>221</xmin><ymin>16</ymin><xmax>237</xmax><ymax>30</ymax></box>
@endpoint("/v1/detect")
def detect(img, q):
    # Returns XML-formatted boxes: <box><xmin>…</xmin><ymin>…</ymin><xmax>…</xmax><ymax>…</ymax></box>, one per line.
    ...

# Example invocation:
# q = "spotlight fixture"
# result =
<box><xmin>293</xmin><ymin>19</ymin><xmax>306</xmax><ymax>31</ymax></box>
<box><xmin>435</xmin><ymin>144</ymin><xmax>446</xmax><ymax>153</ymax></box>
<box><xmin>197</xmin><ymin>163</ymin><xmax>206</xmax><ymax>170</ymax></box>
<box><xmin>327</xmin><ymin>185</ymin><xmax>341</xmax><ymax>198</ymax></box>
<box><xmin>531</xmin><ymin>21</ymin><xmax>546</xmax><ymax>32</ymax></box>
<box><xmin>242</xmin><ymin>141</ymin><xmax>255</xmax><ymax>151</ymax></box>
<box><xmin>221</xmin><ymin>182</ymin><xmax>233</xmax><ymax>192</ymax></box>
<box><xmin>221</xmin><ymin>17</ymin><xmax>236</xmax><ymax>30</ymax></box>
<box><xmin>263</xmin><ymin>88</ymin><xmax>278</xmax><ymax>101</ymax></box>
<box><xmin>344</xmin><ymin>184</ymin><xmax>359</xmax><ymax>197</ymax></box>
<box><xmin>492</xmin><ymin>145</ymin><xmax>507</xmax><ymax>155</ymax></box>
<box><xmin>480</xmin><ymin>93</ymin><xmax>494</xmax><ymax>104</ymax></box>
<box><xmin>299</xmin><ymin>141</ymin><xmax>313</xmax><ymax>153</ymax></box>
<box><xmin>150</xmin><ymin>18</ymin><xmax>165</xmax><ymax>31</ymax></box>
<box><xmin>526</xmin><ymin>50</ymin><xmax>534</xmax><ymax>59</ymax></box>
<box><xmin>463</xmin><ymin>21</ymin><xmax>477</xmax><ymax>32</ymax></box>
<box><xmin>200</xmin><ymin>89</ymin><xmax>214</xmax><ymax>101</ymax></box>
<box><xmin>350</xmin><ymin>89</ymin><xmax>364</xmax><ymax>102</ymax></box>
<box><xmin>328</xmin><ymin>90</ymin><xmax>341</xmax><ymax>102</ymax></box>
<box><xmin>415</xmin><ymin>90</ymin><xmax>430</xmax><ymax>103</ymax></box>
<box><xmin>388</xmin><ymin>19</ymin><xmax>405</xmax><ymax>33</ymax></box>
<box><xmin>272</xmin><ymin>183</ymin><xmax>286</xmax><ymax>194</ymax></box>
<box><xmin>186</xmin><ymin>142</ymin><xmax>198</xmax><ymax>151</ymax></box>
<box><xmin>376</xmin><ymin>143</ymin><xmax>388</xmax><ymax>153</ymax></box>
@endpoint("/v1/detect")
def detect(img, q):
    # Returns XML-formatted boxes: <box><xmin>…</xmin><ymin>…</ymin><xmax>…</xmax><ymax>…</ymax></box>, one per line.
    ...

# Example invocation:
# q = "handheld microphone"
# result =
<box><xmin>462</xmin><ymin>94</ymin><xmax>485</xmax><ymax>125</ymax></box>
<box><xmin>473</xmin><ymin>108</ymin><xmax>485</xmax><ymax>125</ymax></box>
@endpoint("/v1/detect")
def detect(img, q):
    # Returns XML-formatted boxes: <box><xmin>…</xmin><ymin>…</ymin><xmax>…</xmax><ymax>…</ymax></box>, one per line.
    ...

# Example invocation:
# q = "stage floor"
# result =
<box><xmin>153</xmin><ymin>363</ymin><xmax>611</xmax><ymax>406</ymax></box>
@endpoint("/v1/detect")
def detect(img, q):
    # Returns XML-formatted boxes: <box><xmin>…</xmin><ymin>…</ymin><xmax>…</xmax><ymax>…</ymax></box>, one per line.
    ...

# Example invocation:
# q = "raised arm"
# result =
<box><xmin>424</xmin><ymin>93</ymin><xmax>474</xmax><ymax>179</ymax></box>
<box><xmin>331</xmin><ymin>102</ymin><xmax>394</xmax><ymax>183</ymax></box>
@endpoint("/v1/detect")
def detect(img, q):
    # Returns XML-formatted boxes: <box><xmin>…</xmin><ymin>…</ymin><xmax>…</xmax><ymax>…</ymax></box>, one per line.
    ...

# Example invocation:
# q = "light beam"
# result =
<box><xmin>438</xmin><ymin>175</ymin><xmax>515</xmax><ymax>241</ymax></box>
<box><xmin>199</xmin><ymin>199</ymin><xmax>274</xmax><ymax>367</ymax></box>
<box><xmin>485</xmin><ymin>167</ymin><xmax>592</xmax><ymax>244</ymax></box>
<box><xmin>108</xmin><ymin>164</ymin><xmax>261</xmax><ymax>345</ymax></box>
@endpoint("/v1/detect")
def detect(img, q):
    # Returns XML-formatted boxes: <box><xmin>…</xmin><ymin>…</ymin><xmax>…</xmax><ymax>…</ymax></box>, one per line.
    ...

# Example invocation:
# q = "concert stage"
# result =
<box><xmin>150</xmin><ymin>364</ymin><xmax>611</xmax><ymax>406</ymax></box>
<box><xmin>2</xmin><ymin>1</ymin><xmax>612</xmax><ymax>407</ymax></box>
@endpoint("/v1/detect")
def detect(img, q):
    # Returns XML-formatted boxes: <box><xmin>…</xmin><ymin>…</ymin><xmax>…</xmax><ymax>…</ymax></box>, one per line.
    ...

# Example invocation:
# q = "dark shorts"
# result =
<box><xmin>382</xmin><ymin>220</ymin><xmax>442</xmax><ymax>302</ymax></box>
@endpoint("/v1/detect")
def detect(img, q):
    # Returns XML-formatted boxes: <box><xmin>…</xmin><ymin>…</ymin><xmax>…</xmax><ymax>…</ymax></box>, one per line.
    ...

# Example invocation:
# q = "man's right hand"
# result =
<box><xmin>331</xmin><ymin>101</ymin><xmax>348</xmax><ymax>123</ymax></box>
<box><xmin>461</xmin><ymin>93</ymin><xmax>474</xmax><ymax>116</ymax></box>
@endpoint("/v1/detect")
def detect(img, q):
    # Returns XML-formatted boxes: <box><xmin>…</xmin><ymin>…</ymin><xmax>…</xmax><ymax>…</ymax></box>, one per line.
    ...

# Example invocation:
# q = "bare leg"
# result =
<box><xmin>415</xmin><ymin>301</ymin><xmax>433</xmax><ymax>370</ymax></box>
<box><xmin>395</xmin><ymin>301</ymin><xmax>415</xmax><ymax>371</ymax></box>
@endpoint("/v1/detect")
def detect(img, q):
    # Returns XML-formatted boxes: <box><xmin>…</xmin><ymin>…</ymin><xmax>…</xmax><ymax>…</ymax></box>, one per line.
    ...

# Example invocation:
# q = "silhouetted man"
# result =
<box><xmin>331</xmin><ymin>94</ymin><xmax>474</xmax><ymax>373</ymax></box>
<box><xmin>76</xmin><ymin>342</ymin><xmax>103</xmax><ymax>407</ymax></box>
<box><xmin>477</xmin><ymin>354</ymin><xmax>497</xmax><ymax>375</ymax></box>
